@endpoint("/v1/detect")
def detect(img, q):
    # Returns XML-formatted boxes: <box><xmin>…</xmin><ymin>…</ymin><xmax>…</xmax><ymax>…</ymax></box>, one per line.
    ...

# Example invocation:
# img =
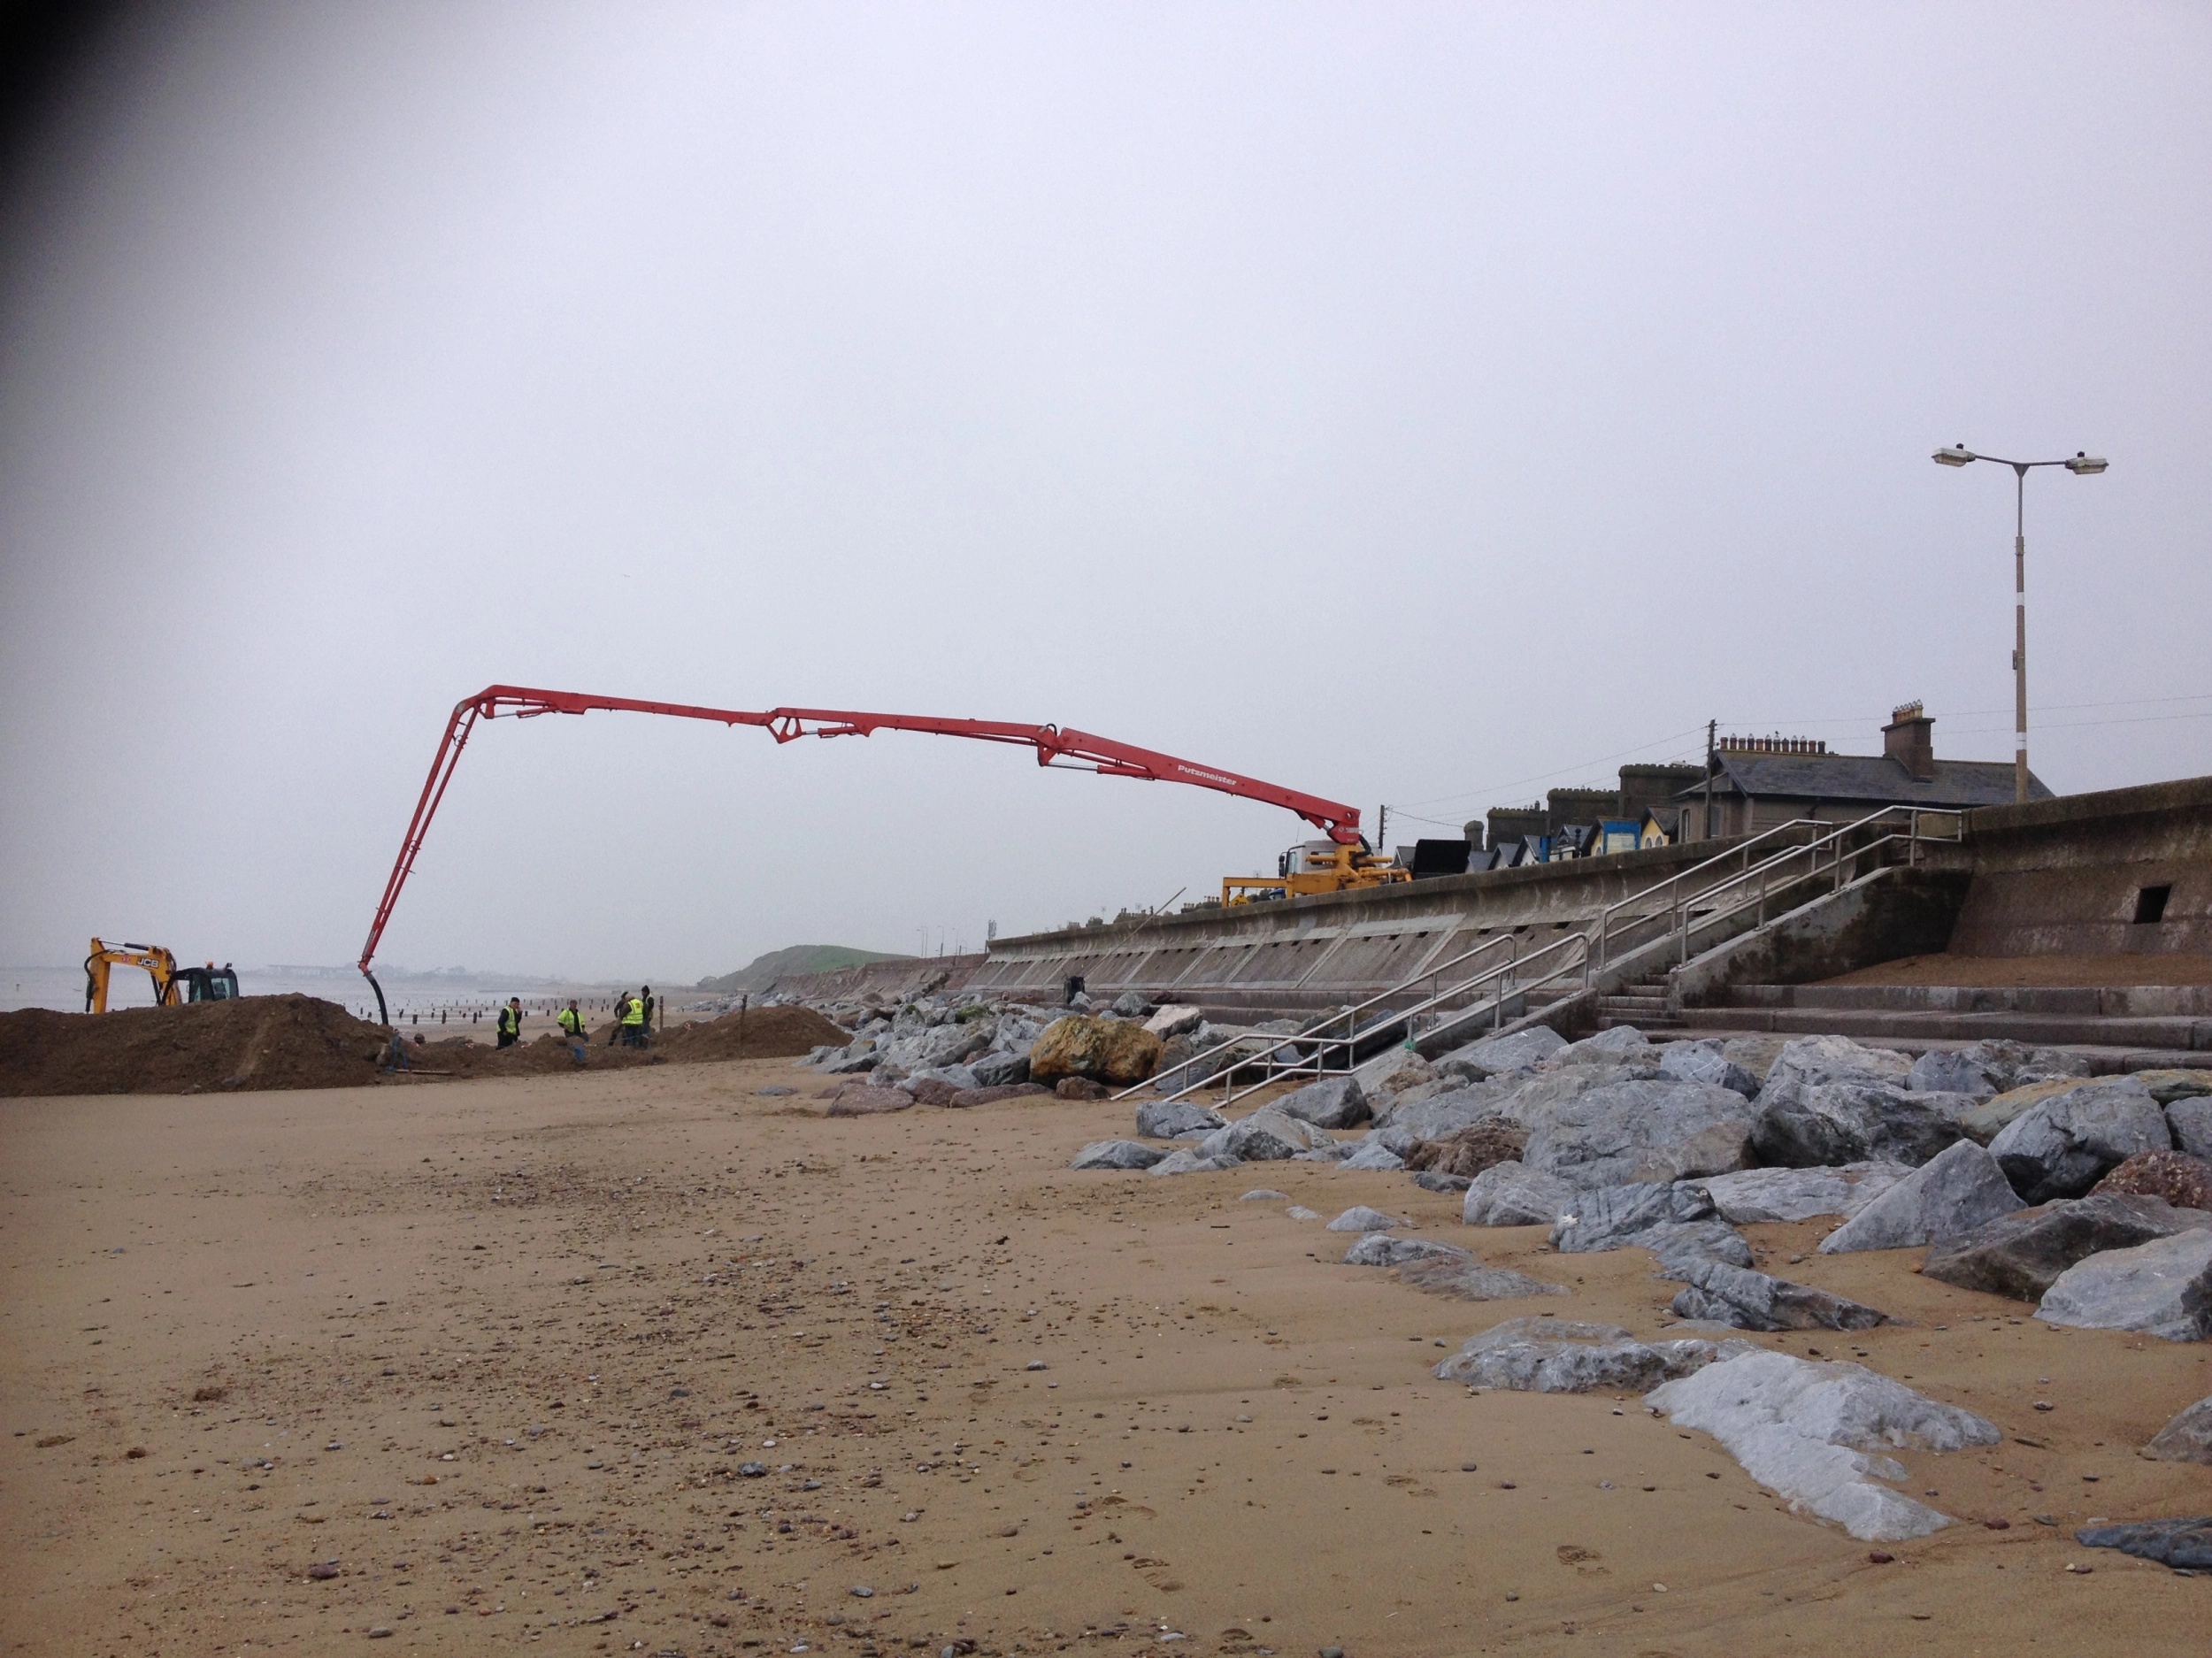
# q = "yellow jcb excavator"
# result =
<box><xmin>84</xmin><ymin>938</ymin><xmax>241</xmax><ymax>1013</ymax></box>
<box><xmin>1220</xmin><ymin>841</ymin><xmax>1411</xmax><ymax>905</ymax></box>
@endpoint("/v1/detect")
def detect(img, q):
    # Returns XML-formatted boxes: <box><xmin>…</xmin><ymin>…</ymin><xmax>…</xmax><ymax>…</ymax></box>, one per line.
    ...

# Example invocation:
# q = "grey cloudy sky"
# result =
<box><xmin>2</xmin><ymin>2</ymin><xmax>2206</xmax><ymax>986</ymax></box>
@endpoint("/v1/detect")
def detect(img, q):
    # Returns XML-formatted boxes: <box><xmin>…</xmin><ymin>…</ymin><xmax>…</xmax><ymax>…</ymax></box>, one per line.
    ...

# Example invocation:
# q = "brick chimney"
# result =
<box><xmin>1883</xmin><ymin>701</ymin><xmax>1935</xmax><ymax>781</ymax></box>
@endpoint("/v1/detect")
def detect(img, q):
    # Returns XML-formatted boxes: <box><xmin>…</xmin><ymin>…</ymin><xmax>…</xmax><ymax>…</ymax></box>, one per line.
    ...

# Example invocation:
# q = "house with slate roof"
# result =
<box><xmin>1677</xmin><ymin>702</ymin><xmax>2051</xmax><ymax>841</ymax></box>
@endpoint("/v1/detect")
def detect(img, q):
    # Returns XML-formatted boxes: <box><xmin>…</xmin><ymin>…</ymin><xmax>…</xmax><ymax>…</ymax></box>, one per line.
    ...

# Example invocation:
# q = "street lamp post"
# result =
<box><xmin>1932</xmin><ymin>444</ymin><xmax>2108</xmax><ymax>803</ymax></box>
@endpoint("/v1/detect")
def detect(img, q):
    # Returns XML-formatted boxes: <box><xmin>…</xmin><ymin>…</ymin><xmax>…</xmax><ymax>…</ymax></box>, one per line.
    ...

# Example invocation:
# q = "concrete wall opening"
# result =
<box><xmin>2135</xmin><ymin>884</ymin><xmax>2173</xmax><ymax>925</ymax></box>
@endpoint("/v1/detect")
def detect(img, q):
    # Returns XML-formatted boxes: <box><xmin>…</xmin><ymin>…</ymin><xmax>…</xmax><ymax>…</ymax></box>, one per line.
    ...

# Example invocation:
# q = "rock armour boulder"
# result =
<box><xmin>1029</xmin><ymin>1016</ymin><xmax>1164</xmax><ymax>1086</ymax></box>
<box><xmin>1987</xmin><ymin>1075</ymin><xmax>2170</xmax><ymax>1203</ymax></box>
<box><xmin>1922</xmin><ymin>1193</ymin><xmax>2212</xmax><ymax>1301</ymax></box>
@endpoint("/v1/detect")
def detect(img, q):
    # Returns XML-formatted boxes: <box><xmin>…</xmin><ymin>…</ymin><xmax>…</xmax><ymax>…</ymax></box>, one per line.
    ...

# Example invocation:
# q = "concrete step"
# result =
<box><xmin>1722</xmin><ymin>983</ymin><xmax>2212</xmax><ymax>1017</ymax></box>
<box><xmin>1676</xmin><ymin>1003</ymin><xmax>2212</xmax><ymax>1051</ymax></box>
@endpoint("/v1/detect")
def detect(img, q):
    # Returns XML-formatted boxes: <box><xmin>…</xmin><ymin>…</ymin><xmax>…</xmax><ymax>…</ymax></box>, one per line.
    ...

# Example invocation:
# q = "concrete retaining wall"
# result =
<box><xmin>1933</xmin><ymin>775</ymin><xmax>2212</xmax><ymax>956</ymax></box>
<box><xmin>768</xmin><ymin>953</ymin><xmax>987</xmax><ymax>1003</ymax></box>
<box><xmin>966</xmin><ymin>836</ymin><xmax>1753</xmax><ymax>1017</ymax></box>
<box><xmin>1670</xmin><ymin>867</ymin><xmax>1974</xmax><ymax>1008</ymax></box>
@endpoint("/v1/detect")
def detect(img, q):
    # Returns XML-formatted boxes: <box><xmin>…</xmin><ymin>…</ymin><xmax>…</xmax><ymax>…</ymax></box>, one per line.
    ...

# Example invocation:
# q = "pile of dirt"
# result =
<box><xmin>0</xmin><ymin>997</ymin><xmax>851</xmax><ymax>1099</ymax></box>
<box><xmin>0</xmin><ymin>994</ymin><xmax>388</xmax><ymax>1097</ymax></box>
<box><xmin>655</xmin><ymin>1004</ymin><xmax>849</xmax><ymax>1062</ymax></box>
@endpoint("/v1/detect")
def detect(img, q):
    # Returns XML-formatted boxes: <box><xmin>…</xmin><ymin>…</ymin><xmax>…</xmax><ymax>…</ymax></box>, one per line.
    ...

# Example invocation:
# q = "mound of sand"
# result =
<box><xmin>655</xmin><ymin>1003</ymin><xmax>848</xmax><ymax>1061</ymax></box>
<box><xmin>0</xmin><ymin>994</ymin><xmax>388</xmax><ymax>1097</ymax></box>
<box><xmin>0</xmin><ymin>995</ymin><xmax>853</xmax><ymax>1098</ymax></box>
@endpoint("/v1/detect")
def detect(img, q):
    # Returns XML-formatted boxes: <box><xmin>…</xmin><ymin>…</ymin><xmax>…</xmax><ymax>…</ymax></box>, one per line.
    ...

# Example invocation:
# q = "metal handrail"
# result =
<box><xmin>1604</xmin><ymin>805</ymin><xmax>1965</xmax><ymax>971</ymax></box>
<box><xmin>1128</xmin><ymin>927</ymin><xmax>1593</xmax><ymax>1110</ymax></box>
<box><xmin>1120</xmin><ymin>802</ymin><xmax>1962</xmax><ymax>1115</ymax></box>
<box><xmin>1592</xmin><ymin>816</ymin><xmax>1836</xmax><ymax>967</ymax></box>
<box><xmin>1118</xmin><ymin>929</ymin><xmax>1524</xmax><ymax>1102</ymax></box>
<box><xmin>1594</xmin><ymin>804</ymin><xmax>1962</xmax><ymax>966</ymax></box>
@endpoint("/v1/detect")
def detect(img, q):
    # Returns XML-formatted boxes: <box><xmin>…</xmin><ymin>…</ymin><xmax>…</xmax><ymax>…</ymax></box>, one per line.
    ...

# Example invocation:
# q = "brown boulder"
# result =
<box><xmin>1405</xmin><ymin>1122</ymin><xmax>1531</xmax><ymax>1179</ymax></box>
<box><xmin>2094</xmin><ymin>1149</ymin><xmax>2212</xmax><ymax>1212</ymax></box>
<box><xmin>826</xmin><ymin>1086</ymin><xmax>914</xmax><ymax>1117</ymax></box>
<box><xmin>1028</xmin><ymin>1016</ymin><xmax>1164</xmax><ymax>1086</ymax></box>
<box><xmin>1055</xmin><ymin>1077</ymin><xmax>1111</xmax><ymax>1101</ymax></box>
<box><xmin>948</xmin><ymin>1083</ymin><xmax>1053</xmax><ymax>1107</ymax></box>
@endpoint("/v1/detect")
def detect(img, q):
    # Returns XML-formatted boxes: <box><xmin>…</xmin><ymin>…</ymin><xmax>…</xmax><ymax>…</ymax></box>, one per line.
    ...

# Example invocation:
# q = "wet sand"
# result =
<box><xmin>4</xmin><ymin>1058</ymin><xmax>2210</xmax><ymax>1656</ymax></box>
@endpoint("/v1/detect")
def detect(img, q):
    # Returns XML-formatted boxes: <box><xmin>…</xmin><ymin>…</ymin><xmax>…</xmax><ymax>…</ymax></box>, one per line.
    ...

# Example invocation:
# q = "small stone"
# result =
<box><xmin>850</xmin><ymin>1585</ymin><xmax>874</xmax><ymax>1598</ymax></box>
<box><xmin>1868</xmin><ymin>1551</ymin><xmax>1894</xmax><ymax>1564</ymax></box>
<box><xmin>738</xmin><ymin>1461</ymin><xmax>769</xmax><ymax>1478</ymax></box>
<box><xmin>1026</xmin><ymin>1361</ymin><xmax>1048</xmax><ymax>1371</ymax></box>
<box><xmin>367</xmin><ymin>1629</ymin><xmax>395</xmax><ymax>1639</ymax></box>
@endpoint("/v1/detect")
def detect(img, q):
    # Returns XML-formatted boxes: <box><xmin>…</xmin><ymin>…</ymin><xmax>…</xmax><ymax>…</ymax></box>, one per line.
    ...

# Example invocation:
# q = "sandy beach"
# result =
<box><xmin>4</xmin><ymin>1054</ymin><xmax>2209</xmax><ymax>1657</ymax></box>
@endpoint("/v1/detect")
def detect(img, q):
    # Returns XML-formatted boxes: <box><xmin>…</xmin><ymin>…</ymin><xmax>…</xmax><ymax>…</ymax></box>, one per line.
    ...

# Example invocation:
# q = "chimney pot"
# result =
<box><xmin>1882</xmin><ymin>702</ymin><xmax>1936</xmax><ymax>781</ymax></box>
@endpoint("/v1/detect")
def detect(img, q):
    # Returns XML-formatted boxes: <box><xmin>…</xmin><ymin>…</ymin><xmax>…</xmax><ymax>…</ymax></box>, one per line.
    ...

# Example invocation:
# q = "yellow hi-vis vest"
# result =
<box><xmin>557</xmin><ymin>1008</ymin><xmax>583</xmax><ymax>1036</ymax></box>
<box><xmin>497</xmin><ymin>1005</ymin><xmax>521</xmax><ymax>1037</ymax></box>
<box><xmin>621</xmin><ymin>996</ymin><xmax>646</xmax><ymax>1026</ymax></box>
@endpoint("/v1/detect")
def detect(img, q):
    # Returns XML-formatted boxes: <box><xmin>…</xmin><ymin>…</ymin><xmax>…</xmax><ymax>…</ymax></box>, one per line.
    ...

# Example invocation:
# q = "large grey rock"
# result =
<box><xmin>1394</xmin><ymin>1256</ymin><xmax>1570</xmax><ymax>1301</ymax></box>
<box><xmin>2141</xmin><ymin>1069</ymin><xmax>2212</xmax><ymax>1106</ymax></box>
<box><xmin>1638</xmin><ymin>1219</ymin><xmax>1756</xmax><ymax>1278</ymax></box>
<box><xmin>1958</xmin><ymin>1038</ymin><xmax>2093</xmax><ymax>1093</ymax></box>
<box><xmin>990</xmin><ymin>1011</ymin><xmax>1047</xmax><ymax>1054</ymax></box>
<box><xmin>1110</xmin><ymin>991</ymin><xmax>1152</xmax><ymax>1018</ymax></box>
<box><xmin>1146</xmin><ymin>1148</ymin><xmax>1240</xmax><ymax>1178</ymax></box>
<box><xmin>1988</xmin><ymin>1075</ymin><xmax>2170</xmax><ymax>1203</ymax></box>
<box><xmin>1433</xmin><ymin>1316</ymin><xmax>1732</xmax><ymax>1393</ymax></box>
<box><xmin>2169</xmin><ymin>1096</ymin><xmax>2212</xmax><ymax>1160</ymax></box>
<box><xmin>1959</xmin><ymin>1077</ymin><xmax>2097</xmax><ymax>1146</ymax></box>
<box><xmin>1657</xmin><ymin>1040</ymin><xmax>1761</xmax><ymax>1099</ymax></box>
<box><xmin>1907</xmin><ymin>1048</ymin><xmax>1997</xmax><ymax>1099</ymax></box>
<box><xmin>1135</xmin><ymin>1098</ymin><xmax>1226</xmax><ymax>1140</ymax></box>
<box><xmin>1341</xmin><ymin>1232</ymin><xmax>1470</xmax><ymax>1268</ymax></box>
<box><xmin>1669</xmin><ymin>1262</ymin><xmax>1892</xmax><ymax>1332</ymax></box>
<box><xmin>821</xmin><ymin>1044</ymin><xmax>883</xmax><ymax>1075</ymax></box>
<box><xmin>1647</xmin><ymin>1348</ymin><xmax>2000</xmax><ymax>1541</ymax></box>
<box><xmin>2143</xmin><ymin>1395</ymin><xmax>2212</xmax><ymax>1464</ymax></box>
<box><xmin>1070</xmin><ymin>1140</ymin><xmax>1167</xmax><ymax>1171</ymax></box>
<box><xmin>1362</xmin><ymin>1052</ymin><xmax>1438</xmax><ymax>1104</ymax></box>
<box><xmin>1365</xmin><ymin>1124</ymin><xmax>1424</xmax><ymax>1158</ymax></box>
<box><xmin>1142</xmin><ymin>1004</ymin><xmax>1203</xmax><ymax>1040</ymax></box>
<box><xmin>917</xmin><ymin>1021</ymin><xmax>992</xmax><ymax>1069</ymax></box>
<box><xmin>902</xmin><ymin>1063</ymin><xmax>980</xmax><ymax>1095</ymax></box>
<box><xmin>1411</xmin><ymin>1170</ymin><xmax>1474</xmax><ymax>1194</ymax></box>
<box><xmin>1462</xmin><ymin>1161</ymin><xmax>1577</xmax><ymax>1227</ymax></box>
<box><xmin>1549</xmin><ymin>1181</ymin><xmax>1716</xmax><ymax>1253</ymax></box>
<box><xmin>1923</xmin><ymin>1193</ymin><xmax>2212</xmax><ymax>1301</ymax></box>
<box><xmin>1375</xmin><ymin>1082</ymin><xmax>1514</xmax><ymax>1140</ymax></box>
<box><xmin>2037</xmin><ymin>1227</ymin><xmax>2212</xmax><ymax>1340</ymax></box>
<box><xmin>1555</xmin><ymin>1025</ymin><xmax>1658</xmax><ymax>1066</ymax></box>
<box><xmin>1337</xmin><ymin>1140</ymin><xmax>1405</xmax><ymax>1171</ymax></box>
<box><xmin>1326</xmin><ymin>1205</ymin><xmax>1412</xmax><ymax>1233</ymax></box>
<box><xmin>1199</xmin><ymin>1109</ymin><xmax>1333</xmax><ymax>1163</ymax></box>
<box><xmin>1763</xmin><ymin>1033</ymin><xmax>1912</xmax><ymax>1094</ymax></box>
<box><xmin>1523</xmin><ymin>1078</ymin><xmax>1756</xmax><ymax>1189</ymax></box>
<box><xmin>969</xmin><ymin>1049</ymin><xmax>1031</xmax><ymax>1088</ymax></box>
<box><xmin>1439</xmin><ymin>1025</ymin><xmax>1566</xmax><ymax>1077</ymax></box>
<box><xmin>1271</xmin><ymin>1075</ymin><xmax>1371</xmax><ymax>1130</ymax></box>
<box><xmin>2075</xmin><ymin>1517</ymin><xmax>2212</xmax><ymax>1569</ymax></box>
<box><xmin>1753</xmin><ymin>1078</ymin><xmax>1965</xmax><ymax>1169</ymax></box>
<box><xmin>1694</xmin><ymin>1163</ymin><xmax>1909</xmax><ymax>1224</ymax></box>
<box><xmin>1818</xmin><ymin>1140</ymin><xmax>2024</xmax><ymax>1254</ymax></box>
<box><xmin>1486</xmin><ymin>1064</ymin><xmax>1642</xmax><ymax>1129</ymax></box>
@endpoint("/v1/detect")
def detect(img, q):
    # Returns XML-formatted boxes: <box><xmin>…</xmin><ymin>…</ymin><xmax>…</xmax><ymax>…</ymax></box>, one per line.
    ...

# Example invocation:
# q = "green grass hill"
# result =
<box><xmin>695</xmin><ymin>945</ymin><xmax>915</xmax><ymax>994</ymax></box>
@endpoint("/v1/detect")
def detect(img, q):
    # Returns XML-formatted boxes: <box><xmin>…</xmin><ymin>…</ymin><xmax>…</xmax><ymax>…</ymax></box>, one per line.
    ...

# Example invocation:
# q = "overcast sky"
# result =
<box><xmin>2</xmin><ymin>2</ymin><xmax>2206</xmax><ymax>986</ymax></box>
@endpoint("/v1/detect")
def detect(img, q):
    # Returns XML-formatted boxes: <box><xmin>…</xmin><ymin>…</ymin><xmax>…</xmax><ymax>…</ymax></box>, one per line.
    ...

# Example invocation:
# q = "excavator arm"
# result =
<box><xmin>85</xmin><ymin>940</ymin><xmax>180</xmax><ymax>1014</ymax></box>
<box><xmin>356</xmin><ymin>684</ymin><xmax>1364</xmax><ymax>1023</ymax></box>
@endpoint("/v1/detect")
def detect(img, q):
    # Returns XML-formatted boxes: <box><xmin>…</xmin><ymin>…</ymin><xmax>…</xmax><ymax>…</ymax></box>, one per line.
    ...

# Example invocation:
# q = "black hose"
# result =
<box><xmin>362</xmin><ymin>968</ymin><xmax>389</xmax><ymax>1027</ymax></box>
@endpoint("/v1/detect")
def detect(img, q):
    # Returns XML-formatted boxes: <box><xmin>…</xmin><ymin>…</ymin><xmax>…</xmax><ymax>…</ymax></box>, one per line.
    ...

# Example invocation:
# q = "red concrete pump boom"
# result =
<box><xmin>355</xmin><ymin>684</ymin><xmax>1363</xmax><ymax>1022</ymax></box>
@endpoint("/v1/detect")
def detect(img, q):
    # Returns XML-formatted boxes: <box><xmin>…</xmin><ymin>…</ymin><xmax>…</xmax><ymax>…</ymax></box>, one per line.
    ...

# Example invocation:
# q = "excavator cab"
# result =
<box><xmin>174</xmin><ymin>963</ymin><xmax>241</xmax><ymax>1002</ymax></box>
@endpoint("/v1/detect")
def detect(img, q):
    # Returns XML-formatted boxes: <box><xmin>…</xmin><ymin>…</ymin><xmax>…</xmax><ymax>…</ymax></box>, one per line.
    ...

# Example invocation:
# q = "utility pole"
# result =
<box><xmin>1703</xmin><ymin>718</ymin><xmax>1717</xmax><ymax>841</ymax></box>
<box><xmin>1377</xmin><ymin>804</ymin><xmax>1388</xmax><ymax>857</ymax></box>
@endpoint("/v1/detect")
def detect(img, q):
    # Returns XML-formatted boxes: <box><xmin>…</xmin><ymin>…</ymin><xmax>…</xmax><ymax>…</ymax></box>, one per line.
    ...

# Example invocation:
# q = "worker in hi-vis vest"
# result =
<box><xmin>557</xmin><ymin>1000</ymin><xmax>586</xmax><ymax>1064</ymax></box>
<box><xmin>621</xmin><ymin>990</ymin><xmax>648</xmax><ymax>1047</ymax></box>
<box><xmin>495</xmin><ymin>997</ymin><xmax>523</xmax><ymax>1048</ymax></box>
